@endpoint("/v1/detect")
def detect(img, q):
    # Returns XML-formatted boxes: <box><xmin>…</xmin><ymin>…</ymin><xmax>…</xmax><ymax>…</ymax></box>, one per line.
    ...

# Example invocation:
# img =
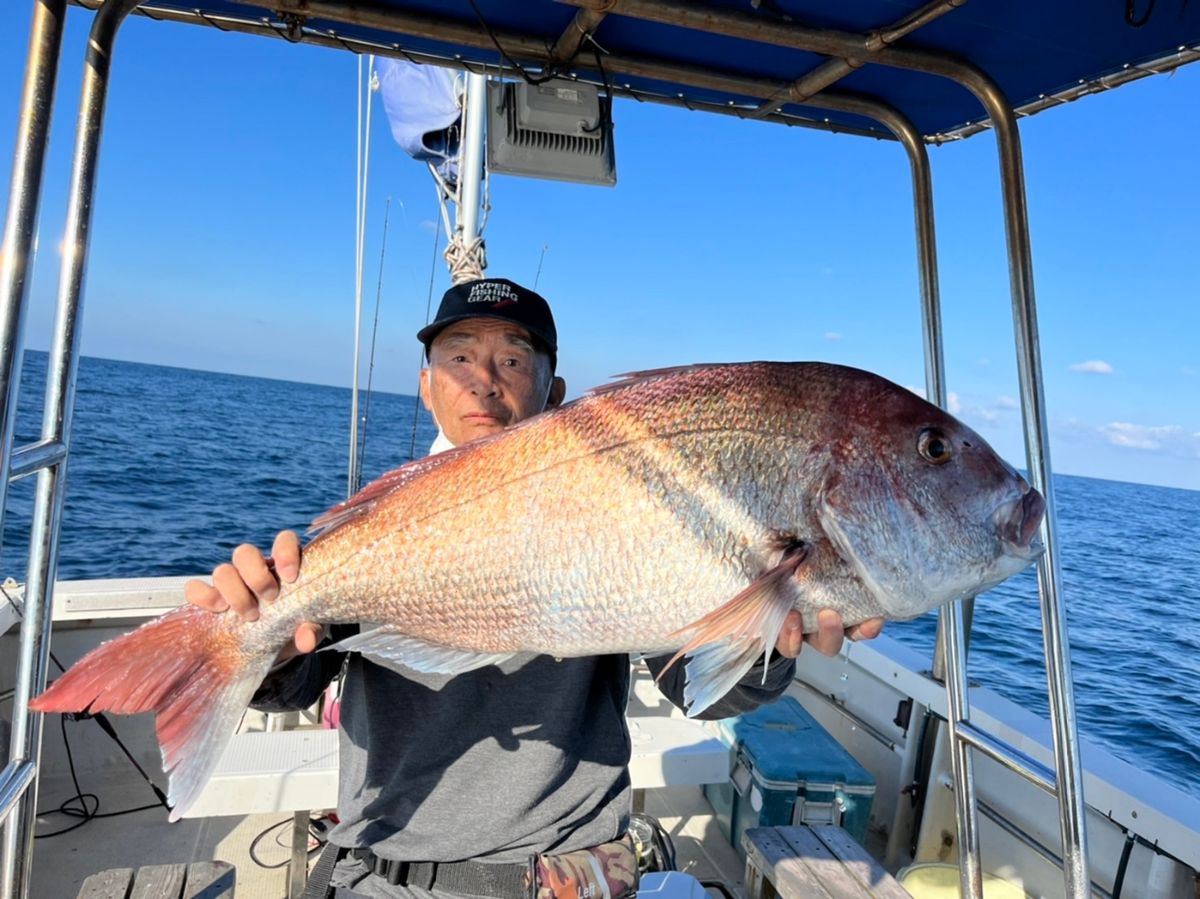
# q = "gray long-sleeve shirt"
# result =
<box><xmin>253</xmin><ymin>630</ymin><xmax>794</xmax><ymax>863</ymax></box>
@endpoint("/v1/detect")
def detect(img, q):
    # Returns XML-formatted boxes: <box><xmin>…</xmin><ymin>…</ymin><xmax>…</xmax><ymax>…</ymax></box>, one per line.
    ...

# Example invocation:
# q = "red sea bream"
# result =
<box><xmin>33</xmin><ymin>361</ymin><xmax>1045</xmax><ymax>819</ymax></box>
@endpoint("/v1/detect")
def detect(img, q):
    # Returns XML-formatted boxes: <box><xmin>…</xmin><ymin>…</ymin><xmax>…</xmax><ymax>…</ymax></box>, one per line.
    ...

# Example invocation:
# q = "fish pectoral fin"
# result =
<box><xmin>326</xmin><ymin>627</ymin><xmax>515</xmax><ymax>676</ymax></box>
<box><xmin>664</xmin><ymin>549</ymin><xmax>808</xmax><ymax>716</ymax></box>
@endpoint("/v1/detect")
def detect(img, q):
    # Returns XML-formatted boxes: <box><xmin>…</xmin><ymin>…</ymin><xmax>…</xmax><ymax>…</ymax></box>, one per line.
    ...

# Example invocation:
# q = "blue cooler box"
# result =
<box><xmin>703</xmin><ymin>697</ymin><xmax>875</xmax><ymax>858</ymax></box>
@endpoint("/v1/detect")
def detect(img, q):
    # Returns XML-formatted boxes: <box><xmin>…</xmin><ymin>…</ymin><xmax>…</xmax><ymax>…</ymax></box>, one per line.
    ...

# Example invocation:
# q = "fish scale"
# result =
<box><xmin>33</xmin><ymin>361</ymin><xmax>1044</xmax><ymax>819</ymax></box>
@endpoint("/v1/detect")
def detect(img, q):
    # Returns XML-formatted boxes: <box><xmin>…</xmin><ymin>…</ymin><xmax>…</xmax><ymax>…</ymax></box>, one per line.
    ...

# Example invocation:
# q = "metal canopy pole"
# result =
<box><xmin>823</xmin><ymin>93</ymin><xmax>987</xmax><ymax>895</ymax></box>
<box><xmin>0</xmin><ymin>0</ymin><xmax>68</xmax><ymax>587</ymax></box>
<box><xmin>186</xmin><ymin>12</ymin><xmax>1082</xmax><ymax>887</ymax></box>
<box><xmin>0</xmin><ymin>3</ymin><xmax>69</xmax><ymax>897</ymax></box>
<box><xmin>552</xmin><ymin>2</ymin><xmax>1087</xmax><ymax>895</ymax></box>
<box><xmin>883</xmin><ymin>100</ymin><xmax>985</xmax><ymax>896</ymax></box>
<box><xmin>0</xmin><ymin>0</ymin><xmax>1089</xmax><ymax>894</ymax></box>
<box><xmin>1</xmin><ymin>1</ymin><xmax>142</xmax><ymax>896</ymax></box>
<box><xmin>458</xmin><ymin>71</ymin><xmax>487</xmax><ymax>257</ymax></box>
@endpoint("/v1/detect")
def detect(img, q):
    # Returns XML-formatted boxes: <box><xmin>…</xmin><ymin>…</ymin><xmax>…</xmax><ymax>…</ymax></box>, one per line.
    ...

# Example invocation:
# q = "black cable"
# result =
<box><xmin>36</xmin><ymin>800</ymin><xmax>165</xmax><ymax>839</ymax></box>
<box><xmin>464</xmin><ymin>0</ymin><xmax>578</xmax><ymax>86</ymax></box>
<box><xmin>1111</xmin><ymin>831</ymin><xmax>1136</xmax><ymax>898</ymax></box>
<box><xmin>1125</xmin><ymin>0</ymin><xmax>1157</xmax><ymax>26</ymax></box>
<box><xmin>2</xmin><ymin>583</ymin><xmax>171</xmax><ymax>833</ymax></box>
<box><xmin>34</xmin><ymin>716</ymin><xmax>98</xmax><ymax>839</ymax></box>
<box><xmin>248</xmin><ymin>816</ymin><xmax>326</xmax><ymax>869</ymax></box>
<box><xmin>581</xmin><ymin>40</ymin><xmax>615</xmax><ymax>137</ymax></box>
<box><xmin>34</xmin><ymin>714</ymin><xmax>170</xmax><ymax>838</ymax></box>
<box><xmin>78</xmin><ymin>710</ymin><xmax>170</xmax><ymax>808</ymax></box>
<box><xmin>249</xmin><ymin>818</ymin><xmax>296</xmax><ymax>869</ymax></box>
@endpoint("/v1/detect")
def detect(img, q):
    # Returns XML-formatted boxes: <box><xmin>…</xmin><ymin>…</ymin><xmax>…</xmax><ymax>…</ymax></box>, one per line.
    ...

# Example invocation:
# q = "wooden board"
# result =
<box><xmin>127</xmin><ymin>864</ymin><xmax>187</xmax><ymax>899</ymax></box>
<box><xmin>182</xmin><ymin>861</ymin><xmax>236</xmax><ymax>898</ymax></box>
<box><xmin>743</xmin><ymin>827</ymin><xmax>836</xmax><ymax>899</ymax></box>
<box><xmin>76</xmin><ymin>868</ymin><xmax>134</xmax><ymax>899</ymax></box>
<box><xmin>76</xmin><ymin>861</ymin><xmax>234</xmax><ymax>899</ymax></box>
<box><xmin>809</xmin><ymin>825</ymin><xmax>913</xmax><ymax>899</ymax></box>
<box><xmin>743</xmin><ymin>825</ymin><xmax>913</xmax><ymax>899</ymax></box>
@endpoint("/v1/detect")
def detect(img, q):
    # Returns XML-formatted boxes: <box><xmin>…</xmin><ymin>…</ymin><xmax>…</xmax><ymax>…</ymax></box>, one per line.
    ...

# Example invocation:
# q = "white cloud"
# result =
<box><xmin>976</xmin><ymin>357</ymin><xmax>991</xmax><ymax>368</ymax></box>
<box><xmin>946</xmin><ymin>392</ymin><xmax>1021</xmax><ymax>425</ymax></box>
<box><xmin>902</xmin><ymin>389</ymin><xmax>1019</xmax><ymax>427</ymax></box>
<box><xmin>823</xmin><ymin>332</ymin><xmax>842</xmax><ymax>342</ymax></box>
<box><xmin>419</xmin><ymin>219</ymin><xmax>439</xmax><ymax>234</ymax></box>
<box><xmin>1069</xmin><ymin>360</ymin><xmax>1114</xmax><ymax>374</ymax></box>
<box><xmin>1100</xmin><ymin>422</ymin><xmax>1200</xmax><ymax>456</ymax></box>
<box><xmin>1181</xmin><ymin>366</ymin><xmax>1197</xmax><ymax>377</ymax></box>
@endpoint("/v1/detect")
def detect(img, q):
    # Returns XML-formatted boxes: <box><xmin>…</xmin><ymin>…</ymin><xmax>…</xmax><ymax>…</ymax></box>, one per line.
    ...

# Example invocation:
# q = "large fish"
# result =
<box><xmin>33</xmin><ymin>362</ymin><xmax>1044</xmax><ymax>819</ymax></box>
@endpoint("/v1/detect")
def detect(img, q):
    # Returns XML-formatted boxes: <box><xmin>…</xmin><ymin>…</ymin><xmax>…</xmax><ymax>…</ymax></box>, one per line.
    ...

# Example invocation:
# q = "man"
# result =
<box><xmin>186</xmin><ymin>277</ymin><xmax>883</xmax><ymax>898</ymax></box>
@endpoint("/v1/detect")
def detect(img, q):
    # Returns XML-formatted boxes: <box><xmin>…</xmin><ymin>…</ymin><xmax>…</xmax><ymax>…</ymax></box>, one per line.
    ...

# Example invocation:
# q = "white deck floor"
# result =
<box><xmin>29</xmin><ymin>772</ymin><xmax>743</xmax><ymax>899</ymax></box>
<box><xmin>27</xmin><ymin>663</ymin><xmax>745</xmax><ymax>898</ymax></box>
<box><xmin>32</xmin><ymin>768</ymin><xmax>292</xmax><ymax>898</ymax></box>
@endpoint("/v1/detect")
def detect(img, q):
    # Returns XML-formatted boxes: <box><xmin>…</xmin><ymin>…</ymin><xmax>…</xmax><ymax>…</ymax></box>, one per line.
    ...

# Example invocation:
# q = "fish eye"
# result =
<box><xmin>918</xmin><ymin>428</ymin><xmax>952</xmax><ymax>465</ymax></box>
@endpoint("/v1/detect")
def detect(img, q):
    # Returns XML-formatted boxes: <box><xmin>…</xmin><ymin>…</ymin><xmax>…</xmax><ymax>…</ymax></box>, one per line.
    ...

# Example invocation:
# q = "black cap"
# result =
<box><xmin>417</xmin><ymin>278</ymin><xmax>558</xmax><ymax>371</ymax></box>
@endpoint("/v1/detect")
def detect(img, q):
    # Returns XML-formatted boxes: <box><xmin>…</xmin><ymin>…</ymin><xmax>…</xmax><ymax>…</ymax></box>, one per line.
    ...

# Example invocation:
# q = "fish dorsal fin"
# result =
<box><xmin>307</xmin><ymin>437</ymin><xmax>506</xmax><ymax>537</ymax></box>
<box><xmin>663</xmin><ymin>547</ymin><xmax>809</xmax><ymax>716</ymax></box>
<box><xmin>307</xmin><ymin>398</ymin><xmax>576</xmax><ymax>540</ymax></box>
<box><xmin>326</xmin><ymin>625</ymin><xmax>516</xmax><ymax>675</ymax></box>
<box><xmin>585</xmin><ymin>363</ymin><xmax>732</xmax><ymax>398</ymax></box>
<box><xmin>310</xmin><ymin>364</ymin><xmax>753</xmax><ymax>539</ymax></box>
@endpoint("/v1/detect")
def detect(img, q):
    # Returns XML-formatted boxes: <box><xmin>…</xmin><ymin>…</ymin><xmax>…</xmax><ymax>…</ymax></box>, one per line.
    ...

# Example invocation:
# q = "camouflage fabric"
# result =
<box><xmin>525</xmin><ymin>834</ymin><xmax>639</xmax><ymax>899</ymax></box>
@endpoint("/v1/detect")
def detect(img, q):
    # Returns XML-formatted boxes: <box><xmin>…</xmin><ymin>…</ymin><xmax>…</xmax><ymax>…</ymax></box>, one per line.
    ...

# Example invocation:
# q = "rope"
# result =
<box><xmin>443</xmin><ymin>233</ymin><xmax>486</xmax><ymax>284</ymax></box>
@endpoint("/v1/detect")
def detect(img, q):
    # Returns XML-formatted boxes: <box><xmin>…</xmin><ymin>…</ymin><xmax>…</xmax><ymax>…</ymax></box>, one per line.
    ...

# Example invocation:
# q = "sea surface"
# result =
<box><xmin>3</xmin><ymin>351</ymin><xmax>1198</xmax><ymax>801</ymax></box>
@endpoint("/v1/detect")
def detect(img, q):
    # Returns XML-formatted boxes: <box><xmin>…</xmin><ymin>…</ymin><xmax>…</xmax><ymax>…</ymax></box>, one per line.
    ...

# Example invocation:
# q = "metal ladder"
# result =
<box><xmin>1</xmin><ymin>1</ymin><xmax>140</xmax><ymax>897</ymax></box>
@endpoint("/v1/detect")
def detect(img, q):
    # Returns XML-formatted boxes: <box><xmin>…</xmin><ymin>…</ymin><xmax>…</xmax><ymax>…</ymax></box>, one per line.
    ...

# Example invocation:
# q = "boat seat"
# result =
<box><xmin>743</xmin><ymin>825</ymin><xmax>913</xmax><ymax>899</ymax></box>
<box><xmin>74</xmin><ymin>860</ymin><xmax>234</xmax><ymax>898</ymax></box>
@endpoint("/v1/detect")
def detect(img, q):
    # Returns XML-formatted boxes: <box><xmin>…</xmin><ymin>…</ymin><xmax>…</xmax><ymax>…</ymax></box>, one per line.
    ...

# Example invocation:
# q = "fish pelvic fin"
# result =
<box><xmin>327</xmin><ymin>626</ymin><xmax>516</xmax><ymax>676</ymax></box>
<box><xmin>661</xmin><ymin>548</ymin><xmax>808</xmax><ymax>716</ymax></box>
<box><xmin>29</xmin><ymin>605</ymin><xmax>276</xmax><ymax>822</ymax></box>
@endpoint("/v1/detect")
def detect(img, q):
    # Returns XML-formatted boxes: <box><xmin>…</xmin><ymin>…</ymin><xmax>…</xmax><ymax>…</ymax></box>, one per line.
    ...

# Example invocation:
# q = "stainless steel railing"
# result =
<box><xmin>552</xmin><ymin>3</ymin><xmax>1091</xmax><ymax>897</ymax></box>
<box><xmin>1</xmin><ymin>2</ymin><xmax>140</xmax><ymax>897</ymax></box>
<box><xmin>0</xmin><ymin>3</ymin><xmax>1094</xmax><ymax>899</ymax></box>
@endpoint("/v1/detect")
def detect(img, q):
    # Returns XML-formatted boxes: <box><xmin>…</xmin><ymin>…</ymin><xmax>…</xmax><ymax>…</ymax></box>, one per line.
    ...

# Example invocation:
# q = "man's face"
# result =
<box><xmin>419</xmin><ymin>318</ymin><xmax>565</xmax><ymax>446</ymax></box>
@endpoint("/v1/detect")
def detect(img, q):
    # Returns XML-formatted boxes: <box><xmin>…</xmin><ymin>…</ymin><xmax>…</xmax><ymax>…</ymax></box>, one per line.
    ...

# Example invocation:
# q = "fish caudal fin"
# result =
<box><xmin>30</xmin><ymin>605</ymin><xmax>275</xmax><ymax>821</ymax></box>
<box><xmin>664</xmin><ymin>550</ymin><xmax>807</xmax><ymax>716</ymax></box>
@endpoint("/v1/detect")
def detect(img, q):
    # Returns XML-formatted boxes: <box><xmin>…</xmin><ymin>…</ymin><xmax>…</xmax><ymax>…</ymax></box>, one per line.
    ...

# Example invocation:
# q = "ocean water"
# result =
<box><xmin>3</xmin><ymin>351</ymin><xmax>1198</xmax><ymax>800</ymax></box>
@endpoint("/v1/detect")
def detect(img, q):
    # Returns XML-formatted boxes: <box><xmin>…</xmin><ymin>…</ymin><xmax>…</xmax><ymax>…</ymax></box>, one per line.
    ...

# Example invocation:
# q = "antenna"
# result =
<box><xmin>534</xmin><ymin>244</ymin><xmax>549</xmax><ymax>289</ymax></box>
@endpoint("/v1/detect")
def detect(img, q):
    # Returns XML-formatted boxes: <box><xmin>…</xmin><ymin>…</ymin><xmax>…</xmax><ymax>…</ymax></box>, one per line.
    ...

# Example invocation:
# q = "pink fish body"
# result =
<box><xmin>33</xmin><ymin>362</ymin><xmax>1044</xmax><ymax>819</ymax></box>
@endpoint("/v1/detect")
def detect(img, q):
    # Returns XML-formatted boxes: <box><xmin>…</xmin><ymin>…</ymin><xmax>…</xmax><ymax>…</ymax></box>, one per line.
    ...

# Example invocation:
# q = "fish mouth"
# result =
<box><xmin>996</xmin><ymin>486</ymin><xmax>1046</xmax><ymax>560</ymax></box>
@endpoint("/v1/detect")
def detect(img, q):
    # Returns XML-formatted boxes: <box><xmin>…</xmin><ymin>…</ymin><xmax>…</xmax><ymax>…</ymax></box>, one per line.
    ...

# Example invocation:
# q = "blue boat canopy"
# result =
<box><xmin>125</xmin><ymin>0</ymin><xmax>1200</xmax><ymax>141</ymax></box>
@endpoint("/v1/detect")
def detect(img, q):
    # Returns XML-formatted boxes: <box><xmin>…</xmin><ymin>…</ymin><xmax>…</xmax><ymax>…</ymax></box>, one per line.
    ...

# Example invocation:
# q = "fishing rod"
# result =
<box><xmin>356</xmin><ymin>196</ymin><xmax>392</xmax><ymax>491</ymax></box>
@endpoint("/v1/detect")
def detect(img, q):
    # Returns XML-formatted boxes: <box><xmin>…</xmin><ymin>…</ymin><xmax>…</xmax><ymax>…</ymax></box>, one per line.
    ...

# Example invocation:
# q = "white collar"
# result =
<box><xmin>429</xmin><ymin>429</ymin><xmax>456</xmax><ymax>456</ymax></box>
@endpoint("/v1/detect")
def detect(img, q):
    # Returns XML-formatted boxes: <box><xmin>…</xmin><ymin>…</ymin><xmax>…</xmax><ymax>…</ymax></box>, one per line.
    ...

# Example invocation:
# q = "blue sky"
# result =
<box><xmin>3</xmin><ymin>7</ymin><xmax>1198</xmax><ymax>490</ymax></box>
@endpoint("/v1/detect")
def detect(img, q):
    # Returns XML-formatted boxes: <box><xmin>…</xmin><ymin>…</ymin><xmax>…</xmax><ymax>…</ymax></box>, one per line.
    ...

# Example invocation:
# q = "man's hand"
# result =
<box><xmin>183</xmin><ymin>530</ymin><xmax>323</xmax><ymax>663</ymax></box>
<box><xmin>773</xmin><ymin>609</ymin><xmax>885</xmax><ymax>659</ymax></box>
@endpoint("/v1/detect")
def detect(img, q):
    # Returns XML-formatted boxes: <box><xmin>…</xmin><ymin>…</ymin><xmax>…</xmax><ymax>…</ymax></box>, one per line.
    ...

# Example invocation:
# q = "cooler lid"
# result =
<box><xmin>725</xmin><ymin>697</ymin><xmax>875</xmax><ymax>789</ymax></box>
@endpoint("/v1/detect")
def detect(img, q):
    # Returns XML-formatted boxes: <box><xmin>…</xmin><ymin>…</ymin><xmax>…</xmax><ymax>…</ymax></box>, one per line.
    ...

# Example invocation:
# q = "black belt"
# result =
<box><xmin>350</xmin><ymin>848</ymin><xmax>532</xmax><ymax>899</ymax></box>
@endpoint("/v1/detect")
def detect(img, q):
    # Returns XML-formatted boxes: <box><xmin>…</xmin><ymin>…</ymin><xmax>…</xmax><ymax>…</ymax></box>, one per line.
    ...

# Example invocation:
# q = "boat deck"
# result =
<box><xmin>30</xmin><ymin>772</ymin><xmax>744</xmax><ymax>898</ymax></box>
<box><xmin>28</xmin><ymin>664</ymin><xmax>748</xmax><ymax>898</ymax></box>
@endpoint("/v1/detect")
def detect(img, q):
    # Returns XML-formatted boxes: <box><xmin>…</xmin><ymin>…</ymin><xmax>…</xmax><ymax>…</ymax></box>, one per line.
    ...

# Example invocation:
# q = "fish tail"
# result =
<box><xmin>30</xmin><ymin>604</ymin><xmax>277</xmax><ymax>821</ymax></box>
